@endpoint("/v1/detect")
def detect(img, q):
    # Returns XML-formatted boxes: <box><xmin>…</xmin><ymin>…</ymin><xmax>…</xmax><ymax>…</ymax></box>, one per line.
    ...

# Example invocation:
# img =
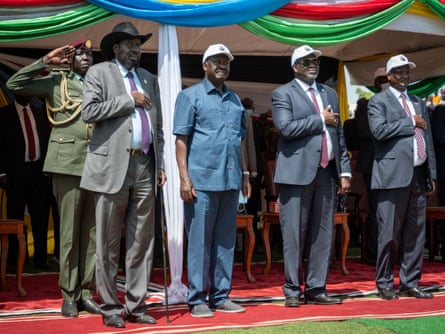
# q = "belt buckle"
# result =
<box><xmin>130</xmin><ymin>149</ymin><xmax>143</xmax><ymax>156</ymax></box>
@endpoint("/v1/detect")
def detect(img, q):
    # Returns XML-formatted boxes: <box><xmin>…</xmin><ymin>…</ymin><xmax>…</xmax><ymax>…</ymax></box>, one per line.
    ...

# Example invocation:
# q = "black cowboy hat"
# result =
<box><xmin>100</xmin><ymin>22</ymin><xmax>152</xmax><ymax>60</ymax></box>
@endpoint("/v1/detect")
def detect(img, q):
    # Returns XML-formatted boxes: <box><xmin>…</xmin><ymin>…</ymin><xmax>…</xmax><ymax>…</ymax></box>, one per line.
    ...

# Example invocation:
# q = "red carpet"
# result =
<box><xmin>1</xmin><ymin>259</ymin><xmax>445</xmax><ymax>333</ymax></box>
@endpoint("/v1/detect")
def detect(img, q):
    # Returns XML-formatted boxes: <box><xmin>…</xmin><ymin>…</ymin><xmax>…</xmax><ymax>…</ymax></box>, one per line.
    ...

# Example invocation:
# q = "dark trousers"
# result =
<box><xmin>6</xmin><ymin>161</ymin><xmax>50</xmax><ymax>266</ymax></box>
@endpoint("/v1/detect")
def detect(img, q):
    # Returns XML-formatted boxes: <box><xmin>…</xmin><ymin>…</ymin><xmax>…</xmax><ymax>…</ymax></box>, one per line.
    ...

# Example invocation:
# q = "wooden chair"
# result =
<box><xmin>236</xmin><ymin>214</ymin><xmax>255</xmax><ymax>283</ymax></box>
<box><xmin>258</xmin><ymin>152</ymin><xmax>279</xmax><ymax>275</ymax></box>
<box><xmin>0</xmin><ymin>189</ymin><xmax>27</xmax><ymax>296</ymax></box>
<box><xmin>425</xmin><ymin>206</ymin><xmax>445</xmax><ymax>260</ymax></box>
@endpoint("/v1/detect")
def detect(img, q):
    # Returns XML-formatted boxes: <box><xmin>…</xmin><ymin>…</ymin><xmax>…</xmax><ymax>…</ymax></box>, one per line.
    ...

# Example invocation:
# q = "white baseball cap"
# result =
<box><xmin>291</xmin><ymin>45</ymin><xmax>321</xmax><ymax>67</ymax></box>
<box><xmin>202</xmin><ymin>43</ymin><xmax>234</xmax><ymax>64</ymax></box>
<box><xmin>386</xmin><ymin>54</ymin><xmax>416</xmax><ymax>73</ymax></box>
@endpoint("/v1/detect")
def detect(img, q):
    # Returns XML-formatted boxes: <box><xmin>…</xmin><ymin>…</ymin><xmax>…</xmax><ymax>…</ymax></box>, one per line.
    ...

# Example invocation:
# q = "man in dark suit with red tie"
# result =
<box><xmin>368</xmin><ymin>55</ymin><xmax>436</xmax><ymax>300</ymax></box>
<box><xmin>271</xmin><ymin>45</ymin><xmax>351</xmax><ymax>307</ymax></box>
<box><xmin>0</xmin><ymin>93</ymin><xmax>51</xmax><ymax>270</ymax></box>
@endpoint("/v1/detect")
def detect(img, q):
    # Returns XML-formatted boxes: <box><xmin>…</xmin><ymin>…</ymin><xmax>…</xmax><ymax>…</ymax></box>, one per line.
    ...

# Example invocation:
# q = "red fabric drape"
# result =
<box><xmin>273</xmin><ymin>0</ymin><xmax>401</xmax><ymax>20</ymax></box>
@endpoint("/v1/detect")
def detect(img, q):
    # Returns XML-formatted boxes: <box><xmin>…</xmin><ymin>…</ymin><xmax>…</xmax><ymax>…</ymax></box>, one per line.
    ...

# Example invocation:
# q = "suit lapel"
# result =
<box><xmin>385</xmin><ymin>89</ymin><xmax>407</xmax><ymax>118</ymax></box>
<box><xmin>292</xmin><ymin>80</ymin><xmax>317</xmax><ymax>114</ymax></box>
<box><xmin>317</xmin><ymin>84</ymin><xmax>329</xmax><ymax>112</ymax></box>
<box><xmin>135</xmin><ymin>68</ymin><xmax>151</xmax><ymax>96</ymax></box>
<box><xmin>408</xmin><ymin>94</ymin><xmax>422</xmax><ymax>116</ymax></box>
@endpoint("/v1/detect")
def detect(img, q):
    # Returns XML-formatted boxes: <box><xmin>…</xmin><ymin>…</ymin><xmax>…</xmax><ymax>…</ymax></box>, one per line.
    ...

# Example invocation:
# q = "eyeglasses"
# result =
<box><xmin>297</xmin><ymin>58</ymin><xmax>320</xmax><ymax>67</ymax></box>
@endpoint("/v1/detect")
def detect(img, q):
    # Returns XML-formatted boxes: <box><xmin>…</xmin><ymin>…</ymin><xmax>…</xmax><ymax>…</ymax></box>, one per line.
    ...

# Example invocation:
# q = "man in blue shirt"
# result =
<box><xmin>173</xmin><ymin>44</ymin><xmax>250</xmax><ymax>318</ymax></box>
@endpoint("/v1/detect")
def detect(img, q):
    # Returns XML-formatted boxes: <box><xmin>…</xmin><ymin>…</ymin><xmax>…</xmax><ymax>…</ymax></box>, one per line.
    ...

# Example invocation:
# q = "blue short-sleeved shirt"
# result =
<box><xmin>173</xmin><ymin>79</ymin><xmax>246</xmax><ymax>191</ymax></box>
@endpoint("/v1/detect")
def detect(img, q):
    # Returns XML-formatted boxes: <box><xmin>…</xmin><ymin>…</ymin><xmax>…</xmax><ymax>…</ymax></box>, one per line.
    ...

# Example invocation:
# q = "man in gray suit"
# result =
<box><xmin>368</xmin><ymin>55</ymin><xmax>436</xmax><ymax>300</ymax></box>
<box><xmin>271</xmin><ymin>45</ymin><xmax>351</xmax><ymax>307</ymax></box>
<box><xmin>80</xmin><ymin>22</ymin><xmax>166</xmax><ymax>328</ymax></box>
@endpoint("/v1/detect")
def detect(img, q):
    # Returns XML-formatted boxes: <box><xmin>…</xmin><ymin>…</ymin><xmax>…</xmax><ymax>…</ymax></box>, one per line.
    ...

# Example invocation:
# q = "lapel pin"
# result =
<box><xmin>144</xmin><ymin>79</ymin><xmax>148</xmax><ymax>84</ymax></box>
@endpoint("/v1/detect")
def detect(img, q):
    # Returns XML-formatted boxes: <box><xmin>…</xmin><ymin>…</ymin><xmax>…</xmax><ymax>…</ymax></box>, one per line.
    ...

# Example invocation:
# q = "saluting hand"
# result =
<box><xmin>42</xmin><ymin>45</ymin><xmax>76</xmax><ymax>65</ymax></box>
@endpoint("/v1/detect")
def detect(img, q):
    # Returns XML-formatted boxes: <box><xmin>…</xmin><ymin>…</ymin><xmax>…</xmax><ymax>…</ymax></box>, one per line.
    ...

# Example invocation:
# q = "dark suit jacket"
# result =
<box><xmin>355</xmin><ymin>106</ymin><xmax>374</xmax><ymax>174</ymax></box>
<box><xmin>368</xmin><ymin>89</ymin><xmax>436</xmax><ymax>190</ymax></box>
<box><xmin>0</xmin><ymin>102</ymin><xmax>50</xmax><ymax>181</ymax></box>
<box><xmin>271</xmin><ymin>80</ymin><xmax>351</xmax><ymax>185</ymax></box>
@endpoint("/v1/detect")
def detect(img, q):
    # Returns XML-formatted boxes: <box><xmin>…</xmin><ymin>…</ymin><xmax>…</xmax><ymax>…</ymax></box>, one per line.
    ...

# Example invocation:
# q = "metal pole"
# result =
<box><xmin>159</xmin><ymin>188</ymin><xmax>170</xmax><ymax>323</ymax></box>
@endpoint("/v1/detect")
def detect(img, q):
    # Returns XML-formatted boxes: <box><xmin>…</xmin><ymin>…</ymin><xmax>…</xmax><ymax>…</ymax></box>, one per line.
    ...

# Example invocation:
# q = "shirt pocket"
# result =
<box><xmin>50</xmin><ymin>136</ymin><xmax>75</xmax><ymax>159</ymax></box>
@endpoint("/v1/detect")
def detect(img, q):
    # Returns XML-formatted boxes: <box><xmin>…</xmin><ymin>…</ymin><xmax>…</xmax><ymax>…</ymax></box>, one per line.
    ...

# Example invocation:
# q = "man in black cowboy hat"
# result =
<box><xmin>80</xmin><ymin>22</ymin><xmax>166</xmax><ymax>328</ymax></box>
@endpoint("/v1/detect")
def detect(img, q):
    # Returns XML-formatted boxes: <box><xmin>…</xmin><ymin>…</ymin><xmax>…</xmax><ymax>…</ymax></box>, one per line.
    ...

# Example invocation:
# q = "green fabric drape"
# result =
<box><xmin>0</xmin><ymin>4</ymin><xmax>115</xmax><ymax>42</ymax></box>
<box><xmin>239</xmin><ymin>0</ymin><xmax>414</xmax><ymax>46</ymax></box>
<box><xmin>408</xmin><ymin>76</ymin><xmax>445</xmax><ymax>97</ymax></box>
<box><xmin>422</xmin><ymin>0</ymin><xmax>445</xmax><ymax>20</ymax></box>
<box><xmin>367</xmin><ymin>76</ymin><xmax>445</xmax><ymax>98</ymax></box>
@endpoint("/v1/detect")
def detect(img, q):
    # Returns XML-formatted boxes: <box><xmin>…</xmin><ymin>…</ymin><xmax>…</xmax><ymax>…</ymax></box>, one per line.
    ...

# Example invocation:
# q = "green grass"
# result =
<box><xmin>198</xmin><ymin>316</ymin><xmax>445</xmax><ymax>333</ymax></box>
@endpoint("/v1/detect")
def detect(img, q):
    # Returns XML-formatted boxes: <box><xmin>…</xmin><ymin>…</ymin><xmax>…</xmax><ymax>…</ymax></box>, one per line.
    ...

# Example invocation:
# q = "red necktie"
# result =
<box><xmin>400</xmin><ymin>93</ymin><xmax>426</xmax><ymax>160</ymax></box>
<box><xmin>127</xmin><ymin>71</ymin><xmax>150</xmax><ymax>154</ymax></box>
<box><xmin>22</xmin><ymin>107</ymin><xmax>36</xmax><ymax>161</ymax></box>
<box><xmin>309</xmin><ymin>88</ymin><xmax>329</xmax><ymax>168</ymax></box>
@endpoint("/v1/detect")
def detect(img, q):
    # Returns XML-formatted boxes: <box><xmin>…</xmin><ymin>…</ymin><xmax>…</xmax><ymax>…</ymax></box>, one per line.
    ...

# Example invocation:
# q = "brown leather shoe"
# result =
<box><xmin>61</xmin><ymin>301</ymin><xmax>79</xmax><ymax>318</ymax></box>
<box><xmin>399</xmin><ymin>287</ymin><xmax>433</xmax><ymax>299</ymax></box>
<box><xmin>103</xmin><ymin>314</ymin><xmax>125</xmax><ymax>328</ymax></box>
<box><xmin>78</xmin><ymin>299</ymin><xmax>101</xmax><ymax>314</ymax></box>
<box><xmin>126</xmin><ymin>314</ymin><xmax>157</xmax><ymax>324</ymax></box>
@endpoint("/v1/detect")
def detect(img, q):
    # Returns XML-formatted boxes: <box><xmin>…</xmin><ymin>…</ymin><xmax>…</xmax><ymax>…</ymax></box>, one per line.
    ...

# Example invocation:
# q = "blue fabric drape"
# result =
<box><xmin>87</xmin><ymin>0</ymin><xmax>292</xmax><ymax>26</ymax></box>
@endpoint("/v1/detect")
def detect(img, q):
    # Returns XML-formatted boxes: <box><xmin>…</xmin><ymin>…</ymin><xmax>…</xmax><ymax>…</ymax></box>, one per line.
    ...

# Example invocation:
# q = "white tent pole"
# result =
<box><xmin>157</xmin><ymin>24</ymin><xmax>188</xmax><ymax>304</ymax></box>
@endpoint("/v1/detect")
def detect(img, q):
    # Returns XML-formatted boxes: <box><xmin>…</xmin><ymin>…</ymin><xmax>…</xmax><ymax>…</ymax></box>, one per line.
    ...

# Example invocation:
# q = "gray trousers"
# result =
<box><xmin>95</xmin><ymin>153</ymin><xmax>155</xmax><ymax>317</ymax></box>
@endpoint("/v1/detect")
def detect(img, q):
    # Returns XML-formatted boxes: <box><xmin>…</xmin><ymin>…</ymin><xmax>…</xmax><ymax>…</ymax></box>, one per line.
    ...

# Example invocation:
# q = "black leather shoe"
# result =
<box><xmin>103</xmin><ymin>314</ymin><xmax>125</xmax><ymax>328</ymax></box>
<box><xmin>304</xmin><ymin>293</ymin><xmax>342</xmax><ymax>305</ymax></box>
<box><xmin>61</xmin><ymin>301</ymin><xmax>79</xmax><ymax>318</ymax></box>
<box><xmin>127</xmin><ymin>314</ymin><xmax>157</xmax><ymax>324</ymax></box>
<box><xmin>78</xmin><ymin>299</ymin><xmax>101</xmax><ymax>314</ymax></box>
<box><xmin>378</xmin><ymin>288</ymin><xmax>398</xmax><ymax>300</ymax></box>
<box><xmin>284</xmin><ymin>297</ymin><xmax>300</xmax><ymax>307</ymax></box>
<box><xmin>399</xmin><ymin>287</ymin><xmax>433</xmax><ymax>299</ymax></box>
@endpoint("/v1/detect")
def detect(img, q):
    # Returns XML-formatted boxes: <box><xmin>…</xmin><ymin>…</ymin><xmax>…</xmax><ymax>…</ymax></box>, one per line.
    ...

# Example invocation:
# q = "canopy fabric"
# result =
<box><xmin>0</xmin><ymin>1</ymin><xmax>442</xmax><ymax>44</ymax></box>
<box><xmin>87</xmin><ymin>0</ymin><xmax>291</xmax><ymax>27</ymax></box>
<box><xmin>273</xmin><ymin>0</ymin><xmax>401</xmax><ymax>21</ymax></box>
